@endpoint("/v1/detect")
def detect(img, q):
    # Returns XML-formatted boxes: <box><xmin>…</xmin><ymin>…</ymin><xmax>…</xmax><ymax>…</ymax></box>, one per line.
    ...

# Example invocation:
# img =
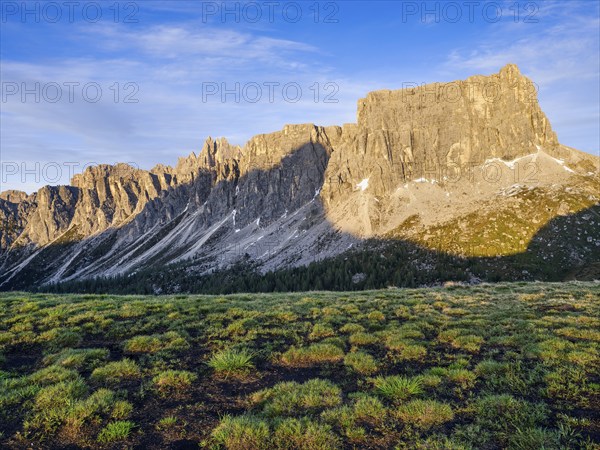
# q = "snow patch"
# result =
<box><xmin>356</xmin><ymin>178</ymin><xmax>369</xmax><ymax>191</ymax></box>
<box><xmin>414</xmin><ymin>178</ymin><xmax>436</xmax><ymax>184</ymax></box>
<box><xmin>485</xmin><ymin>157</ymin><xmax>518</xmax><ymax>169</ymax></box>
<box><xmin>484</xmin><ymin>152</ymin><xmax>536</xmax><ymax>169</ymax></box>
<box><xmin>547</xmin><ymin>155</ymin><xmax>575</xmax><ymax>173</ymax></box>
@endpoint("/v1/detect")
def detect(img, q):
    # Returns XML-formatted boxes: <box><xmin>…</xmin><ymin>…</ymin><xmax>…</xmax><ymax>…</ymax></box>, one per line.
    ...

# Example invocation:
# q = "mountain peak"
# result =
<box><xmin>498</xmin><ymin>63</ymin><xmax>523</xmax><ymax>79</ymax></box>
<box><xmin>355</xmin><ymin>64</ymin><xmax>557</xmax><ymax>161</ymax></box>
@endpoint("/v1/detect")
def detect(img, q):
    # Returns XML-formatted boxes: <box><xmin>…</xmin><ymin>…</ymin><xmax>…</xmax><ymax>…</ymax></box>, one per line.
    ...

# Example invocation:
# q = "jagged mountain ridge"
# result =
<box><xmin>1</xmin><ymin>64</ymin><xmax>599</xmax><ymax>289</ymax></box>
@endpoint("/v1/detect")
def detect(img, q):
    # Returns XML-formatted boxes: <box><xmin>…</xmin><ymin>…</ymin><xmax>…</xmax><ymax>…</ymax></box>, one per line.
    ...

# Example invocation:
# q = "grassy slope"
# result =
<box><xmin>1</xmin><ymin>283</ymin><xmax>599</xmax><ymax>449</ymax></box>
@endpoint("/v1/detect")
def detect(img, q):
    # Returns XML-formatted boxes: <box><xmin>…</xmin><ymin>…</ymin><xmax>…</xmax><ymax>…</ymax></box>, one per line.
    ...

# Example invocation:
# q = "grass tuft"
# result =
<box><xmin>280</xmin><ymin>344</ymin><xmax>344</xmax><ymax>367</ymax></box>
<box><xmin>97</xmin><ymin>420</ymin><xmax>135</xmax><ymax>443</ymax></box>
<box><xmin>251</xmin><ymin>378</ymin><xmax>342</xmax><ymax>417</ymax></box>
<box><xmin>91</xmin><ymin>359</ymin><xmax>141</xmax><ymax>384</ymax></box>
<box><xmin>396</xmin><ymin>399</ymin><xmax>454</xmax><ymax>429</ymax></box>
<box><xmin>344</xmin><ymin>351</ymin><xmax>379</xmax><ymax>375</ymax></box>
<box><xmin>208</xmin><ymin>348</ymin><xmax>254</xmax><ymax>379</ymax></box>
<box><xmin>152</xmin><ymin>370</ymin><xmax>197</xmax><ymax>396</ymax></box>
<box><xmin>372</xmin><ymin>375</ymin><xmax>423</xmax><ymax>401</ymax></box>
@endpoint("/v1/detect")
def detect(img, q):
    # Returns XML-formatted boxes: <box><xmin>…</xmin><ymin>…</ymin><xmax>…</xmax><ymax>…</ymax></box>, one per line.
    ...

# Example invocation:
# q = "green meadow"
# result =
<box><xmin>1</xmin><ymin>283</ymin><xmax>599</xmax><ymax>449</ymax></box>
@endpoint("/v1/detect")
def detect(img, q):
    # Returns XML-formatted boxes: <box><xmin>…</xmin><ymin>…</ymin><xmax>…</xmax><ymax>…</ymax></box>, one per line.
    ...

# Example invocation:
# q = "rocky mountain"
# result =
<box><xmin>1</xmin><ymin>64</ymin><xmax>599</xmax><ymax>291</ymax></box>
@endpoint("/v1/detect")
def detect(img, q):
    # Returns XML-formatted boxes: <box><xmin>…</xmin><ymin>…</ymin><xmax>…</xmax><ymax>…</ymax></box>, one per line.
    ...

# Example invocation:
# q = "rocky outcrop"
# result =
<box><xmin>70</xmin><ymin>164</ymin><xmax>175</xmax><ymax>235</ymax></box>
<box><xmin>0</xmin><ymin>64</ymin><xmax>598</xmax><ymax>288</ymax></box>
<box><xmin>13</xmin><ymin>185</ymin><xmax>79</xmax><ymax>246</ymax></box>
<box><xmin>0</xmin><ymin>190</ymin><xmax>29</xmax><ymax>204</ymax></box>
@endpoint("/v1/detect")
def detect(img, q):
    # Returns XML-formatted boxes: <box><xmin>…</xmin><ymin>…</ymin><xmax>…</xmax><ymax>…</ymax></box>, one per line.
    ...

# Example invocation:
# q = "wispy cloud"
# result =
<box><xmin>1</xmin><ymin>22</ymin><xmax>366</xmax><ymax>193</ymax></box>
<box><xmin>86</xmin><ymin>23</ymin><xmax>320</xmax><ymax>72</ymax></box>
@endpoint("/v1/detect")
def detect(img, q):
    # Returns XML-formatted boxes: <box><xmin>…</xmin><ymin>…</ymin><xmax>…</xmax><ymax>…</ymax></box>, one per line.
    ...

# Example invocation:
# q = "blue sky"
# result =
<box><xmin>1</xmin><ymin>0</ymin><xmax>599</xmax><ymax>193</ymax></box>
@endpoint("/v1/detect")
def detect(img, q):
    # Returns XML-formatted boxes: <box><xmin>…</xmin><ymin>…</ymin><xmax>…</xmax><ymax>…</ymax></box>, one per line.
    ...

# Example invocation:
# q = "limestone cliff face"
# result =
<box><xmin>123</xmin><ymin>124</ymin><xmax>334</xmax><ymax>242</ymax></box>
<box><xmin>15</xmin><ymin>186</ymin><xmax>80</xmax><ymax>246</ymax></box>
<box><xmin>0</xmin><ymin>195</ymin><xmax>32</xmax><ymax>249</ymax></box>
<box><xmin>357</xmin><ymin>64</ymin><xmax>557</xmax><ymax>157</ymax></box>
<box><xmin>321</xmin><ymin>64</ymin><xmax>560</xmax><ymax>206</ymax></box>
<box><xmin>0</xmin><ymin>64</ymin><xmax>598</xmax><ymax>288</ymax></box>
<box><xmin>230</xmin><ymin>124</ymin><xmax>334</xmax><ymax>226</ymax></box>
<box><xmin>70</xmin><ymin>163</ymin><xmax>180</xmax><ymax>235</ymax></box>
<box><xmin>7</xmin><ymin>165</ymin><xmax>177</xmax><ymax>248</ymax></box>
